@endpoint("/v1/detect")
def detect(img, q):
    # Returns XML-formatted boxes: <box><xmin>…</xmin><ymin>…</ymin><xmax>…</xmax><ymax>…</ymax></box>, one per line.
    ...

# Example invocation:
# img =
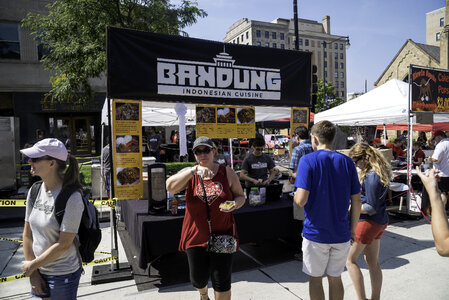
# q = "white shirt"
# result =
<box><xmin>432</xmin><ymin>138</ymin><xmax>449</xmax><ymax>177</ymax></box>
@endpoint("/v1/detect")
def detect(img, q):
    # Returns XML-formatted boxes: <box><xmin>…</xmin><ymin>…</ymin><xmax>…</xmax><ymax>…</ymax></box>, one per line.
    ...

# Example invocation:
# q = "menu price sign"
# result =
<box><xmin>411</xmin><ymin>66</ymin><xmax>449</xmax><ymax>112</ymax></box>
<box><xmin>196</xmin><ymin>105</ymin><xmax>255</xmax><ymax>139</ymax></box>
<box><xmin>111</xmin><ymin>99</ymin><xmax>143</xmax><ymax>200</ymax></box>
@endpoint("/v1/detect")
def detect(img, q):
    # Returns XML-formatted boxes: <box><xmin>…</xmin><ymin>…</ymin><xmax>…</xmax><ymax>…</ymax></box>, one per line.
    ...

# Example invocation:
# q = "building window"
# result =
<box><xmin>335</xmin><ymin>81</ymin><xmax>339</xmax><ymax>88</ymax></box>
<box><xmin>241</xmin><ymin>34</ymin><xmax>244</xmax><ymax>41</ymax></box>
<box><xmin>246</xmin><ymin>31</ymin><xmax>249</xmax><ymax>39</ymax></box>
<box><xmin>324</xmin><ymin>61</ymin><xmax>327</xmax><ymax>67</ymax></box>
<box><xmin>0</xmin><ymin>22</ymin><xmax>20</xmax><ymax>60</ymax></box>
<box><xmin>265</xmin><ymin>31</ymin><xmax>269</xmax><ymax>38</ymax></box>
<box><xmin>324</xmin><ymin>71</ymin><xmax>327</xmax><ymax>78</ymax></box>
<box><xmin>341</xmin><ymin>91</ymin><xmax>345</xmax><ymax>97</ymax></box>
<box><xmin>335</xmin><ymin>62</ymin><xmax>338</xmax><ymax>69</ymax></box>
<box><xmin>334</xmin><ymin>53</ymin><xmax>338</xmax><ymax>59</ymax></box>
<box><xmin>237</xmin><ymin>37</ymin><xmax>239</xmax><ymax>44</ymax></box>
<box><xmin>323</xmin><ymin>42</ymin><xmax>327</xmax><ymax>48</ymax></box>
<box><xmin>256</xmin><ymin>41</ymin><xmax>261</xmax><ymax>46</ymax></box>
<box><xmin>341</xmin><ymin>81</ymin><xmax>344</xmax><ymax>88</ymax></box>
<box><xmin>340</xmin><ymin>43</ymin><xmax>343</xmax><ymax>50</ymax></box>
<box><xmin>334</xmin><ymin>72</ymin><xmax>338</xmax><ymax>78</ymax></box>
<box><xmin>299</xmin><ymin>39</ymin><xmax>303</xmax><ymax>46</ymax></box>
<box><xmin>264</xmin><ymin>42</ymin><xmax>269</xmax><ymax>47</ymax></box>
<box><xmin>311</xmin><ymin>40</ymin><xmax>315</xmax><ymax>47</ymax></box>
<box><xmin>305</xmin><ymin>39</ymin><xmax>309</xmax><ymax>46</ymax></box>
<box><xmin>340</xmin><ymin>72</ymin><xmax>344</xmax><ymax>78</ymax></box>
<box><xmin>280</xmin><ymin>33</ymin><xmax>284</xmax><ymax>40</ymax></box>
<box><xmin>340</xmin><ymin>62</ymin><xmax>344</xmax><ymax>69</ymax></box>
<box><xmin>256</xmin><ymin>30</ymin><xmax>261</xmax><ymax>38</ymax></box>
<box><xmin>272</xmin><ymin>32</ymin><xmax>276</xmax><ymax>39</ymax></box>
<box><xmin>334</xmin><ymin>43</ymin><xmax>338</xmax><ymax>49</ymax></box>
<box><xmin>324</xmin><ymin>51</ymin><xmax>327</xmax><ymax>58</ymax></box>
<box><xmin>441</xmin><ymin>17</ymin><xmax>445</xmax><ymax>27</ymax></box>
<box><xmin>280</xmin><ymin>44</ymin><xmax>284</xmax><ymax>49</ymax></box>
<box><xmin>340</xmin><ymin>53</ymin><xmax>344</xmax><ymax>59</ymax></box>
<box><xmin>437</xmin><ymin>32</ymin><xmax>441</xmax><ymax>41</ymax></box>
<box><xmin>272</xmin><ymin>43</ymin><xmax>277</xmax><ymax>48</ymax></box>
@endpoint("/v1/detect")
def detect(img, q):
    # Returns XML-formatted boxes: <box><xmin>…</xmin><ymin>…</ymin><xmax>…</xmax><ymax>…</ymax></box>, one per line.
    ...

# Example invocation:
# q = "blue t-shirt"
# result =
<box><xmin>295</xmin><ymin>150</ymin><xmax>361</xmax><ymax>243</ymax></box>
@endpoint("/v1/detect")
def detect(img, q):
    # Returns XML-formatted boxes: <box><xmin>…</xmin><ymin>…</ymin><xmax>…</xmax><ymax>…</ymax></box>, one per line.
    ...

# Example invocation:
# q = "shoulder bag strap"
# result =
<box><xmin>198</xmin><ymin>175</ymin><xmax>212</xmax><ymax>234</ymax></box>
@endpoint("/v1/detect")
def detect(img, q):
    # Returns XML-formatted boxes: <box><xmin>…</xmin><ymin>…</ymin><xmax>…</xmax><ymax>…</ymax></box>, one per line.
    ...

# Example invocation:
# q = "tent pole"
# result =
<box><xmin>229</xmin><ymin>138</ymin><xmax>233</xmax><ymax>168</ymax></box>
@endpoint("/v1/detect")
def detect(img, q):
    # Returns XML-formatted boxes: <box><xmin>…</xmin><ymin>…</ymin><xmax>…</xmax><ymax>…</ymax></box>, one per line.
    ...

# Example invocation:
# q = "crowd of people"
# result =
<box><xmin>18</xmin><ymin>122</ymin><xmax>449</xmax><ymax>300</ymax></box>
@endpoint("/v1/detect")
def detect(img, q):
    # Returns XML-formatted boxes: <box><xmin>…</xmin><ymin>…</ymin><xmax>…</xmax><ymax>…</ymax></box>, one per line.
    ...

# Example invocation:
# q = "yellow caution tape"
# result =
<box><xmin>0</xmin><ymin>237</ymin><xmax>23</xmax><ymax>243</ymax></box>
<box><xmin>0</xmin><ymin>199</ymin><xmax>26</xmax><ymax>207</ymax></box>
<box><xmin>82</xmin><ymin>255</ymin><xmax>118</xmax><ymax>267</ymax></box>
<box><xmin>0</xmin><ymin>255</ymin><xmax>118</xmax><ymax>284</ymax></box>
<box><xmin>0</xmin><ymin>199</ymin><xmax>119</xmax><ymax>208</ymax></box>
<box><xmin>0</xmin><ymin>273</ymin><xmax>27</xmax><ymax>283</ymax></box>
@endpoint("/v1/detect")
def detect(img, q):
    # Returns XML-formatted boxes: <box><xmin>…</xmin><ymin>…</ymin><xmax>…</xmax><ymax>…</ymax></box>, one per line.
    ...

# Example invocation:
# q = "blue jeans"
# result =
<box><xmin>31</xmin><ymin>268</ymin><xmax>82</xmax><ymax>299</ymax></box>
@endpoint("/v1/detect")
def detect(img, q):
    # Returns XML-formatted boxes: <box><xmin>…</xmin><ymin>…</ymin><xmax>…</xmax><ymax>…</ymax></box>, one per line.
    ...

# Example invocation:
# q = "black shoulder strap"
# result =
<box><xmin>54</xmin><ymin>185</ymin><xmax>82</xmax><ymax>225</ymax></box>
<box><xmin>28</xmin><ymin>181</ymin><xmax>43</xmax><ymax>209</ymax></box>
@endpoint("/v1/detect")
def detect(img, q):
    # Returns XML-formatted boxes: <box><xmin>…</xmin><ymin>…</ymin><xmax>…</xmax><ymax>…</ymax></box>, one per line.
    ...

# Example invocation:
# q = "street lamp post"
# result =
<box><xmin>322</xmin><ymin>36</ymin><xmax>350</xmax><ymax>110</ymax></box>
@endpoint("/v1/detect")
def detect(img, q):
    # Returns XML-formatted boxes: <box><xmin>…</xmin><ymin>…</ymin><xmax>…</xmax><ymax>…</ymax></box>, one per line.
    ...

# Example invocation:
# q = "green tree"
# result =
<box><xmin>23</xmin><ymin>0</ymin><xmax>207</xmax><ymax>103</ymax></box>
<box><xmin>313</xmin><ymin>79</ymin><xmax>344</xmax><ymax>113</ymax></box>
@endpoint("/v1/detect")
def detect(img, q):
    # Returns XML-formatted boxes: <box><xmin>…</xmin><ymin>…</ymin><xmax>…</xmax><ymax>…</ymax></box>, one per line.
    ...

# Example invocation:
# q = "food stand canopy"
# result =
<box><xmin>314</xmin><ymin>79</ymin><xmax>449</xmax><ymax>126</ymax></box>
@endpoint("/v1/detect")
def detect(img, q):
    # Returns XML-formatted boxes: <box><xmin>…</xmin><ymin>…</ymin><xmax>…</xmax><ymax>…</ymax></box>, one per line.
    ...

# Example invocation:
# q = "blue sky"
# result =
<box><xmin>182</xmin><ymin>0</ymin><xmax>444</xmax><ymax>94</ymax></box>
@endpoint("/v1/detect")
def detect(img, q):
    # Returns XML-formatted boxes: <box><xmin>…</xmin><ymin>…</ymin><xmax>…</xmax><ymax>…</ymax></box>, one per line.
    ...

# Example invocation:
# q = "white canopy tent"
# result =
<box><xmin>314</xmin><ymin>79</ymin><xmax>448</xmax><ymax>126</ymax></box>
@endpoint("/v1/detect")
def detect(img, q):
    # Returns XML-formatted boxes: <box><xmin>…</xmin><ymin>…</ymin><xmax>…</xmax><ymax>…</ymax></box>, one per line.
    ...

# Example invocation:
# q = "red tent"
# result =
<box><xmin>376</xmin><ymin>123</ymin><xmax>449</xmax><ymax>133</ymax></box>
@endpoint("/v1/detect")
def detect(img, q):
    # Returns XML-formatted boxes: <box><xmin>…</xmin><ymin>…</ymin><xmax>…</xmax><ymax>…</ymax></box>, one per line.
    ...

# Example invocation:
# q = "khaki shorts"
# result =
<box><xmin>302</xmin><ymin>237</ymin><xmax>350</xmax><ymax>277</ymax></box>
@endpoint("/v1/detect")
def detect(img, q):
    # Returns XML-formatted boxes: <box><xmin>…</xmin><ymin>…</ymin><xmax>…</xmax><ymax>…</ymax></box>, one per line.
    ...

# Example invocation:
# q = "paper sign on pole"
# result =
<box><xmin>111</xmin><ymin>99</ymin><xmax>143</xmax><ymax>200</ymax></box>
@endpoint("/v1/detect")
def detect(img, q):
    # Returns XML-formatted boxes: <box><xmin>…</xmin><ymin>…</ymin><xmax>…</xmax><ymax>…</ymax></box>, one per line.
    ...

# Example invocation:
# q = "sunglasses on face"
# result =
<box><xmin>29</xmin><ymin>156</ymin><xmax>53</xmax><ymax>163</ymax></box>
<box><xmin>194</xmin><ymin>147</ymin><xmax>212</xmax><ymax>155</ymax></box>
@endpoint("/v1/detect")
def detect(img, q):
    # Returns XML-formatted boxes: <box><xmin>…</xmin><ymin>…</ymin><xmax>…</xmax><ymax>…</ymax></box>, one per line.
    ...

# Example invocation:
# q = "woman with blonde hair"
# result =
<box><xmin>346</xmin><ymin>143</ymin><xmax>391</xmax><ymax>300</ymax></box>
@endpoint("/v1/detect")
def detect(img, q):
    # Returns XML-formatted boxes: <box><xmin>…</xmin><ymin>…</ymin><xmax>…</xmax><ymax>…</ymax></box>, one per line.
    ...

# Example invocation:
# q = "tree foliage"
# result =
<box><xmin>314</xmin><ymin>79</ymin><xmax>344</xmax><ymax>113</ymax></box>
<box><xmin>23</xmin><ymin>0</ymin><xmax>207</xmax><ymax>102</ymax></box>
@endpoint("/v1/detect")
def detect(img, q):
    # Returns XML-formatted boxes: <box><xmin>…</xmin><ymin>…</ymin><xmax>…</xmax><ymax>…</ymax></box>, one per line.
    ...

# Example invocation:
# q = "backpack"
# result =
<box><xmin>29</xmin><ymin>181</ymin><xmax>102</xmax><ymax>263</ymax></box>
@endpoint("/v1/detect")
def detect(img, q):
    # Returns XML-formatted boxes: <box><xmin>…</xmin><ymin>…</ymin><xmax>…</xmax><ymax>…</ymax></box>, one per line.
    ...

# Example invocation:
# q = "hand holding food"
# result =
<box><xmin>219</xmin><ymin>201</ymin><xmax>236</xmax><ymax>212</ymax></box>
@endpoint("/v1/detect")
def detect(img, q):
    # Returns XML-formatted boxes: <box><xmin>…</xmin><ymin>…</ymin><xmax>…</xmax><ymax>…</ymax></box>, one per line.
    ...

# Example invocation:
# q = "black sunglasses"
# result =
<box><xmin>29</xmin><ymin>156</ymin><xmax>53</xmax><ymax>163</ymax></box>
<box><xmin>194</xmin><ymin>147</ymin><xmax>212</xmax><ymax>155</ymax></box>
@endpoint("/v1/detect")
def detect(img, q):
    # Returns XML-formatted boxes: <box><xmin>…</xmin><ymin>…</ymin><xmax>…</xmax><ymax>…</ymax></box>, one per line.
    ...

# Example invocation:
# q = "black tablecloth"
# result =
<box><xmin>120</xmin><ymin>197</ymin><xmax>297</xmax><ymax>269</ymax></box>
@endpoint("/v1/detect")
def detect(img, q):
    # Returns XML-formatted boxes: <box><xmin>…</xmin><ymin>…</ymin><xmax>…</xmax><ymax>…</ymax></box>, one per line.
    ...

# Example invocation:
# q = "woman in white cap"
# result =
<box><xmin>167</xmin><ymin>136</ymin><xmax>245</xmax><ymax>300</ymax></box>
<box><xmin>20</xmin><ymin>138</ymin><xmax>83</xmax><ymax>300</ymax></box>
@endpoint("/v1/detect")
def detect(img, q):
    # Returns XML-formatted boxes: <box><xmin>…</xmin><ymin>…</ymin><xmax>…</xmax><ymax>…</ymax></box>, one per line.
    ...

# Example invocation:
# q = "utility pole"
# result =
<box><xmin>293</xmin><ymin>0</ymin><xmax>299</xmax><ymax>50</ymax></box>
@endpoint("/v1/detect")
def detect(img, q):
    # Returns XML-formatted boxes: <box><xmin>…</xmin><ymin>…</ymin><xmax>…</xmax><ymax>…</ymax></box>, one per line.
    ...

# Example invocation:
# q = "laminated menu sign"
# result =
<box><xmin>196</xmin><ymin>105</ymin><xmax>255</xmax><ymax>139</ymax></box>
<box><xmin>111</xmin><ymin>99</ymin><xmax>143</xmax><ymax>200</ymax></box>
<box><xmin>290</xmin><ymin>107</ymin><xmax>309</xmax><ymax>133</ymax></box>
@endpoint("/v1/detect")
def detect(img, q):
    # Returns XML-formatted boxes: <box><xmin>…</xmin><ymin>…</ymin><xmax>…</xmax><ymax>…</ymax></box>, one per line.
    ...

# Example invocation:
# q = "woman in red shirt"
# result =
<box><xmin>166</xmin><ymin>136</ymin><xmax>245</xmax><ymax>300</ymax></box>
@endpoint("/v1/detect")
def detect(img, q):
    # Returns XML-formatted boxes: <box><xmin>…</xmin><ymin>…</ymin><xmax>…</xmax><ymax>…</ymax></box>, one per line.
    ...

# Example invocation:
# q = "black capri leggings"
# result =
<box><xmin>185</xmin><ymin>247</ymin><xmax>234</xmax><ymax>292</ymax></box>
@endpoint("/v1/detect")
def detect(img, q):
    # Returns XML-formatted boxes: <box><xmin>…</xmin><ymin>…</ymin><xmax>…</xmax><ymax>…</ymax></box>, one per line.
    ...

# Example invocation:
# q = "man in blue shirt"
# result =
<box><xmin>289</xmin><ymin>126</ymin><xmax>313</xmax><ymax>261</ymax></box>
<box><xmin>294</xmin><ymin>120</ymin><xmax>361</xmax><ymax>300</ymax></box>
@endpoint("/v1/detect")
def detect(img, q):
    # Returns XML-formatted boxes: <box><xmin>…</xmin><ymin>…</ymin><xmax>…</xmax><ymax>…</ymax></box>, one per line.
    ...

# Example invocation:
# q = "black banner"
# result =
<box><xmin>411</xmin><ymin>66</ymin><xmax>449</xmax><ymax>112</ymax></box>
<box><xmin>107</xmin><ymin>27</ymin><xmax>312</xmax><ymax>107</ymax></box>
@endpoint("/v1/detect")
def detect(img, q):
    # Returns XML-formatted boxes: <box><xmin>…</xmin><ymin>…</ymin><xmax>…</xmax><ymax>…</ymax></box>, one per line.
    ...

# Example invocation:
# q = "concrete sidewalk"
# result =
<box><xmin>1</xmin><ymin>217</ymin><xmax>449</xmax><ymax>299</ymax></box>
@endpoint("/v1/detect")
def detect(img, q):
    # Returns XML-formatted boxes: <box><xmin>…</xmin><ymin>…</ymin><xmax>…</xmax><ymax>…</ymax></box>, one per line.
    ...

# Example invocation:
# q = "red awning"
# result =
<box><xmin>376</xmin><ymin>123</ymin><xmax>449</xmax><ymax>133</ymax></box>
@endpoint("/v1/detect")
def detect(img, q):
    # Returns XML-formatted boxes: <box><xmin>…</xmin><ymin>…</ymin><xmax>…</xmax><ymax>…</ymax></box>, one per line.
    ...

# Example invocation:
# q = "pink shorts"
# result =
<box><xmin>355</xmin><ymin>221</ymin><xmax>387</xmax><ymax>245</ymax></box>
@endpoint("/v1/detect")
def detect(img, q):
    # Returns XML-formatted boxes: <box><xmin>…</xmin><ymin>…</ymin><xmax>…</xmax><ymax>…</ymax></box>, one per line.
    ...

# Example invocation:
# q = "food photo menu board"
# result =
<box><xmin>112</xmin><ymin>99</ymin><xmax>143</xmax><ymax>200</ymax></box>
<box><xmin>196</xmin><ymin>105</ymin><xmax>256</xmax><ymax>139</ymax></box>
<box><xmin>290</xmin><ymin>107</ymin><xmax>309</xmax><ymax>133</ymax></box>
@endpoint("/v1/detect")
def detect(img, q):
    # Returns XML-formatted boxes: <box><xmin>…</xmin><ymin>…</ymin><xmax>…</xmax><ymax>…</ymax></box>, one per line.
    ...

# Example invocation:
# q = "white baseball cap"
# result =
<box><xmin>20</xmin><ymin>138</ymin><xmax>68</xmax><ymax>161</ymax></box>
